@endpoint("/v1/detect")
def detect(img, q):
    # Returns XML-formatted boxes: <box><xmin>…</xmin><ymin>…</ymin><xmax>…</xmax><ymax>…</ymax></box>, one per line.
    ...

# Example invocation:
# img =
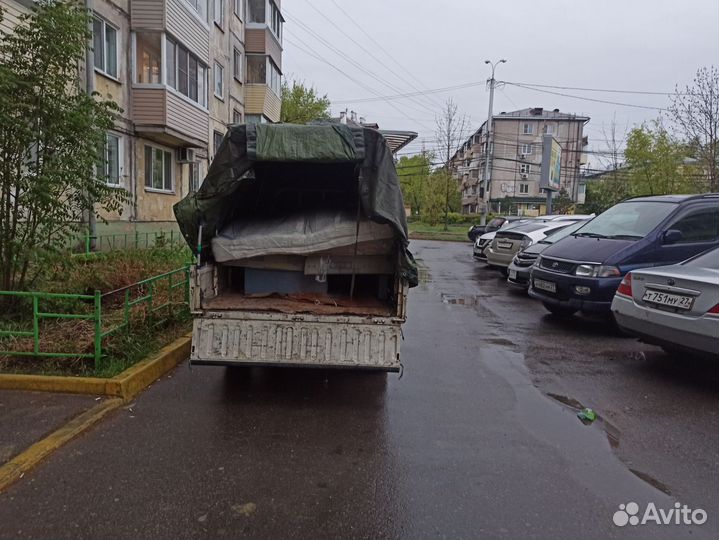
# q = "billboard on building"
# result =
<box><xmin>540</xmin><ymin>135</ymin><xmax>562</xmax><ymax>191</ymax></box>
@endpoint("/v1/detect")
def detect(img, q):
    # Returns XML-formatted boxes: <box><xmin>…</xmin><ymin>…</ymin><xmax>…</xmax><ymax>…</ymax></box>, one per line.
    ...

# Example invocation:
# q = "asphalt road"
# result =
<box><xmin>1</xmin><ymin>240</ymin><xmax>717</xmax><ymax>540</ymax></box>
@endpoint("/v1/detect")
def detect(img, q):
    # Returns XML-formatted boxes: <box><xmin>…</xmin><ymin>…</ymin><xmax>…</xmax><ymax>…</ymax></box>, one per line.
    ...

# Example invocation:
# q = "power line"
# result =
<box><xmin>333</xmin><ymin>81</ymin><xmax>486</xmax><ymax>104</ymax></box>
<box><xmin>507</xmin><ymin>82</ymin><xmax>691</xmax><ymax>96</ymax></box>
<box><xmin>503</xmin><ymin>82</ymin><xmax>666</xmax><ymax>111</ymax></box>
<box><xmin>300</xmin><ymin>0</ymin><xmax>442</xmax><ymax>112</ymax></box>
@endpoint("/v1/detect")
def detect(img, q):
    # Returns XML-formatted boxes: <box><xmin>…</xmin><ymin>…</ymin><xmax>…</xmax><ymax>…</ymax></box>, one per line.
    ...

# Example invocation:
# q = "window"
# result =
<box><xmin>234</xmin><ymin>0</ymin><xmax>244</xmax><ymax>19</ymax></box>
<box><xmin>166</xmin><ymin>38</ymin><xmax>207</xmax><ymax>106</ymax></box>
<box><xmin>190</xmin><ymin>162</ymin><xmax>203</xmax><ymax>191</ymax></box>
<box><xmin>144</xmin><ymin>145</ymin><xmax>173</xmax><ymax>191</ymax></box>
<box><xmin>93</xmin><ymin>17</ymin><xmax>118</xmax><ymax>78</ymax></box>
<box><xmin>214</xmin><ymin>62</ymin><xmax>224</xmax><ymax>98</ymax></box>
<box><xmin>246</xmin><ymin>114</ymin><xmax>266</xmax><ymax>125</ymax></box>
<box><xmin>520</xmin><ymin>144</ymin><xmax>533</xmax><ymax>155</ymax></box>
<box><xmin>233</xmin><ymin>48</ymin><xmax>242</xmax><ymax>82</ymax></box>
<box><xmin>246</xmin><ymin>55</ymin><xmax>265</xmax><ymax>84</ymax></box>
<box><xmin>520</xmin><ymin>163</ymin><xmax>531</xmax><ymax>174</ymax></box>
<box><xmin>520</xmin><ymin>183</ymin><xmax>529</xmax><ymax>194</ymax></box>
<box><xmin>523</xmin><ymin>123</ymin><xmax>533</xmax><ymax>135</ymax></box>
<box><xmin>473</xmin><ymin>135</ymin><xmax>481</xmax><ymax>145</ymax></box>
<box><xmin>668</xmin><ymin>207</ymin><xmax>719</xmax><ymax>243</ymax></box>
<box><xmin>213</xmin><ymin>0</ymin><xmax>224</xmax><ymax>28</ymax></box>
<box><xmin>269</xmin><ymin>1</ymin><xmax>282</xmax><ymax>42</ymax></box>
<box><xmin>136</xmin><ymin>33</ymin><xmax>161</xmax><ymax>84</ymax></box>
<box><xmin>213</xmin><ymin>130</ymin><xmax>224</xmax><ymax>156</ymax></box>
<box><xmin>545</xmin><ymin>124</ymin><xmax>555</xmax><ymax>135</ymax></box>
<box><xmin>470</xmin><ymin>169</ymin><xmax>479</xmax><ymax>179</ymax></box>
<box><xmin>102</xmin><ymin>133</ymin><xmax>122</xmax><ymax>186</ymax></box>
<box><xmin>184</xmin><ymin>0</ymin><xmax>208</xmax><ymax>22</ymax></box>
<box><xmin>232</xmin><ymin>109</ymin><xmax>242</xmax><ymax>124</ymax></box>
<box><xmin>247</xmin><ymin>0</ymin><xmax>264</xmax><ymax>22</ymax></box>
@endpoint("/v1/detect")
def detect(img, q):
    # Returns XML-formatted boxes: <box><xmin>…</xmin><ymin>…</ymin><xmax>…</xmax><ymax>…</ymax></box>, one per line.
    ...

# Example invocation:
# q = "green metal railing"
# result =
<box><xmin>0</xmin><ymin>266</ymin><xmax>190</xmax><ymax>366</ymax></box>
<box><xmin>80</xmin><ymin>229</ymin><xmax>185</xmax><ymax>254</ymax></box>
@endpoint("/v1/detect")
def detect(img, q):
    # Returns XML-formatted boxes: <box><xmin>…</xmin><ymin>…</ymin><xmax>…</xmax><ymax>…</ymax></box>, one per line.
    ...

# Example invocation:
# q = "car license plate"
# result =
<box><xmin>642</xmin><ymin>290</ymin><xmax>693</xmax><ymax>310</ymax></box>
<box><xmin>497</xmin><ymin>241</ymin><xmax>513</xmax><ymax>250</ymax></box>
<box><xmin>534</xmin><ymin>278</ymin><xmax>556</xmax><ymax>293</ymax></box>
<box><xmin>509</xmin><ymin>269</ymin><xmax>517</xmax><ymax>280</ymax></box>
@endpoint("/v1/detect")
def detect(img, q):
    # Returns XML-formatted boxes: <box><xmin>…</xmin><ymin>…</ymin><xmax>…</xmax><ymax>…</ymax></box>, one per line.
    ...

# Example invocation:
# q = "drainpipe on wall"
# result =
<box><xmin>85</xmin><ymin>0</ymin><xmax>97</xmax><ymax>250</ymax></box>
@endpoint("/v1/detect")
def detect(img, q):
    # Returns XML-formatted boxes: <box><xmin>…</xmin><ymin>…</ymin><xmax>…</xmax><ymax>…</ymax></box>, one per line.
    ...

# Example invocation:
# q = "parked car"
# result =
<box><xmin>528</xmin><ymin>194</ymin><xmax>719</xmax><ymax>316</ymax></box>
<box><xmin>468</xmin><ymin>216</ymin><xmax>524</xmax><ymax>242</ymax></box>
<box><xmin>611</xmin><ymin>247</ymin><xmax>719</xmax><ymax>358</ymax></box>
<box><xmin>486</xmin><ymin>220</ymin><xmax>586</xmax><ymax>274</ymax></box>
<box><xmin>507</xmin><ymin>220</ymin><xmax>588</xmax><ymax>289</ymax></box>
<box><xmin>473</xmin><ymin>218</ymin><xmax>532</xmax><ymax>260</ymax></box>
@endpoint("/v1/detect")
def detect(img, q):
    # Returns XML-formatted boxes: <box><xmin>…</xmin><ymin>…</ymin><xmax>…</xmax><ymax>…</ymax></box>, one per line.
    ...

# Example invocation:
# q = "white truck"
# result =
<box><xmin>175</xmin><ymin>123</ymin><xmax>418</xmax><ymax>372</ymax></box>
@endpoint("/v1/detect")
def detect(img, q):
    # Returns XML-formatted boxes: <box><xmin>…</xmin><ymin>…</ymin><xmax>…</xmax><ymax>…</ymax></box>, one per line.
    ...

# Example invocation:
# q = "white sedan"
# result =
<box><xmin>611</xmin><ymin>247</ymin><xmax>719</xmax><ymax>358</ymax></box>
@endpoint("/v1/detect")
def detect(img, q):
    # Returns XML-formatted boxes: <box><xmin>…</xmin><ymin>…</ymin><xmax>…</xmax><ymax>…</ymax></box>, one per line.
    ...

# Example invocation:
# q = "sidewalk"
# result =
<box><xmin>0</xmin><ymin>390</ymin><xmax>102</xmax><ymax>466</ymax></box>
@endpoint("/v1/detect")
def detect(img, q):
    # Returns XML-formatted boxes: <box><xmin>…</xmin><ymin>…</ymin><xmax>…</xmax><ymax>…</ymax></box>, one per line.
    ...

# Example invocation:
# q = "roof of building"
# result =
<box><xmin>494</xmin><ymin>107</ymin><xmax>590</xmax><ymax>122</ymax></box>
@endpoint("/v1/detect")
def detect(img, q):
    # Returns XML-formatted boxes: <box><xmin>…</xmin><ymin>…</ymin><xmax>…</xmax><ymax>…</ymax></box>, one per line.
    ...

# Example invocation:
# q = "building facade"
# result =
<box><xmin>1</xmin><ymin>0</ymin><xmax>283</xmax><ymax>234</ymax></box>
<box><xmin>451</xmin><ymin>108</ymin><xmax>589</xmax><ymax>216</ymax></box>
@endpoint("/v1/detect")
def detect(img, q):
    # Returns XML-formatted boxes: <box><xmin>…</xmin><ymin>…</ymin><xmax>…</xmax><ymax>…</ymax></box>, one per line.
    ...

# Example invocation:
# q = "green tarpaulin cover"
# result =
<box><xmin>173</xmin><ymin>123</ymin><xmax>418</xmax><ymax>287</ymax></box>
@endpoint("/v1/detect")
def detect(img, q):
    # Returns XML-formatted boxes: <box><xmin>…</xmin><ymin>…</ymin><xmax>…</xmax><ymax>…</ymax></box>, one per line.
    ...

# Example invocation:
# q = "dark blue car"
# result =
<box><xmin>528</xmin><ymin>194</ymin><xmax>719</xmax><ymax>316</ymax></box>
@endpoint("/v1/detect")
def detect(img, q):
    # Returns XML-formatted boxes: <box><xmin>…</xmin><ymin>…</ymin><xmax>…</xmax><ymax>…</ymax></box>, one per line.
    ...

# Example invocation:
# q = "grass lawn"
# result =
<box><xmin>0</xmin><ymin>245</ymin><xmax>193</xmax><ymax>378</ymax></box>
<box><xmin>408</xmin><ymin>222</ymin><xmax>472</xmax><ymax>243</ymax></box>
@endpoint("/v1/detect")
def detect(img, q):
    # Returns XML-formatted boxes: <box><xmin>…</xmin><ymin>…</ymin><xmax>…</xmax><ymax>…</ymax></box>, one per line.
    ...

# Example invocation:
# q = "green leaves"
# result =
<box><xmin>0</xmin><ymin>2</ymin><xmax>126</xmax><ymax>291</ymax></box>
<box><xmin>280</xmin><ymin>80</ymin><xmax>331</xmax><ymax>124</ymax></box>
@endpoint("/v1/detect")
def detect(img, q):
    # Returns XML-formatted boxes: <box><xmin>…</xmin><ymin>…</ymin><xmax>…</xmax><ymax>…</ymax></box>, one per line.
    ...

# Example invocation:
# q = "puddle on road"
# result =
<box><xmin>629</xmin><ymin>468</ymin><xmax>672</xmax><ymax>495</ymax></box>
<box><xmin>546</xmin><ymin>392</ymin><xmax>622</xmax><ymax>451</ymax></box>
<box><xmin>441</xmin><ymin>293</ymin><xmax>480</xmax><ymax>306</ymax></box>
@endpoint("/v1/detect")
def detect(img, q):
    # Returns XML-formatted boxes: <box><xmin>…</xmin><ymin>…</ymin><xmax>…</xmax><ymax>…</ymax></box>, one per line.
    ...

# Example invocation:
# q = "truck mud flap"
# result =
<box><xmin>190</xmin><ymin>316</ymin><xmax>402</xmax><ymax>371</ymax></box>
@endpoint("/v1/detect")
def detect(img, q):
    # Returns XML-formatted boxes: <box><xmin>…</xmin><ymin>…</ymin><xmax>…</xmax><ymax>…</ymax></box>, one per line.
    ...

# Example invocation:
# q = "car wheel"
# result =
<box><xmin>542</xmin><ymin>302</ymin><xmax>577</xmax><ymax>317</ymax></box>
<box><xmin>499</xmin><ymin>267</ymin><xmax>509</xmax><ymax>277</ymax></box>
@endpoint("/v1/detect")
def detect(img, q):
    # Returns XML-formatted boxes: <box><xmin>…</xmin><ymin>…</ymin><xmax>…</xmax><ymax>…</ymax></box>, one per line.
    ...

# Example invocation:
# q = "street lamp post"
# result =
<box><xmin>480</xmin><ymin>59</ymin><xmax>506</xmax><ymax>224</ymax></box>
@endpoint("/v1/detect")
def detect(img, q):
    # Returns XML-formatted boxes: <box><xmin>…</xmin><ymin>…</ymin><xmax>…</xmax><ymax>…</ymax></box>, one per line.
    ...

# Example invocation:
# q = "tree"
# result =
<box><xmin>421</xmin><ymin>171</ymin><xmax>446</xmax><ymax>226</ymax></box>
<box><xmin>0</xmin><ymin>1</ymin><xmax>124</xmax><ymax>292</ymax></box>
<box><xmin>624</xmin><ymin>122</ymin><xmax>693</xmax><ymax>196</ymax></box>
<box><xmin>434</xmin><ymin>99</ymin><xmax>467</xmax><ymax>230</ymax></box>
<box><xmin>668</xmin><ymin>66</ymin><xmax>718</xmax><ymax>192</ymax></box>
<box><xmin>396</xmin><ymin>153</ymin><xmax>432</xmax><ymax>216</ymax></box>
<box><xmin>280</xmin><ymin>80</ymin><xmax>331</xmax><ymax>124</ymax></box>
<box><xmin>552</xmin><ymin>188</ymin><xmax>574</xmax><ymax>214</ymax></box>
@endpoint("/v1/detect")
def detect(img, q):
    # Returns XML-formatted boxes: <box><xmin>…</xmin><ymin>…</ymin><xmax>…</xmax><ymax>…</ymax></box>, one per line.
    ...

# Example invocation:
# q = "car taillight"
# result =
<box><xmin>616</xmin><ymin>273</ymin><xmax>632</xmax><ymax>297</ymax></box>
<box><xmin>708</xmin><ymin>303</ymin><xmax>719</xmax><ymax>315</ymax></box>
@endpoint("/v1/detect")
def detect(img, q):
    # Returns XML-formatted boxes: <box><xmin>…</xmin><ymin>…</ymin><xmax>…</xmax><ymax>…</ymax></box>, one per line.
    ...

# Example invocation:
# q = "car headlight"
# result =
<box><xmin>533</xmin><ymin>256</ymin><xmax>542</xmax><ymax>268</ymax></box>
<box><xmin>574</xmin><ymin>264</ymin><xmax>621</xmax><ymax>277</ymax></box>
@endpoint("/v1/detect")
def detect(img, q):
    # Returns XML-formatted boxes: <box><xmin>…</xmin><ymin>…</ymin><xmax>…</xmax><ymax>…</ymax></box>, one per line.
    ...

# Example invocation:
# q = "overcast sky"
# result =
<box><xmin>282</xmin><ymin>0</ymin><xmax>719</xmax><ymax>170</ymax></box>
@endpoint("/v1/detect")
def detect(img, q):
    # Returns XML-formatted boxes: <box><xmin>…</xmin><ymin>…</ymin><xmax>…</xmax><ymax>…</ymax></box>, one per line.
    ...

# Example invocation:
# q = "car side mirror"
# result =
<box><xmin>663</xmin><ymin>229</ymin><xmax>683</xmax><ymax>244</ymax></box>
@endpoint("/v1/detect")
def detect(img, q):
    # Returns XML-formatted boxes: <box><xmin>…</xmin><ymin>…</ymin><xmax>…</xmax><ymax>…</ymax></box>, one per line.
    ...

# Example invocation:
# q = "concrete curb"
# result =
<box><xmin>0</xmin><ymin>397</ymin><xmax>123</xmax><ymax>493</ymax></box>
<box><xmin>0</xmin><ymin>334</ymin><xmax>191</xmax><ymax>402</ymax></box>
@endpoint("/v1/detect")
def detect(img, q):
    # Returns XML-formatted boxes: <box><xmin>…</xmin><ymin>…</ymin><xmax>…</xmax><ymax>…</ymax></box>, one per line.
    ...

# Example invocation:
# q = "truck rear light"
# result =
<box><xmin>616</xmin><ymin>273</ymin><xmax>632</xmax><ymax>297</ymax></box>
<box><xmin>708</xmin><ymin>303</ymin><xmax>719</xmax><ymax>315</ymax></box>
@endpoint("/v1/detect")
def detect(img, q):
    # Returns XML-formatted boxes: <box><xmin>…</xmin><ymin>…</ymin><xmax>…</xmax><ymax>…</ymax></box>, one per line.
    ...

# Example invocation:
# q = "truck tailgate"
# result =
<box><xmin>191</xmin><ymin>312</ymin><xmax>402</xmax><ymax>371</ymax></box>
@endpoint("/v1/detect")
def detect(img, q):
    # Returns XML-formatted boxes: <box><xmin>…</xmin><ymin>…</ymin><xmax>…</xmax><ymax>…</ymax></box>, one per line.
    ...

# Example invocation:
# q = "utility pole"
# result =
<box><xmin>481</xmin><ymin>59</ymin><xmax>506</xmax><ymax>225</ymax></box>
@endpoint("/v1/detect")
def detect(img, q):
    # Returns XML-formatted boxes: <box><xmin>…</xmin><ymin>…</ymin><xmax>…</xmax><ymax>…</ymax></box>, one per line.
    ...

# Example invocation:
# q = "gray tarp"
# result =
<box><xmin>174</xmin><ymin>123</ymin><xmax>418</xmax><ymax>287</ymax></box>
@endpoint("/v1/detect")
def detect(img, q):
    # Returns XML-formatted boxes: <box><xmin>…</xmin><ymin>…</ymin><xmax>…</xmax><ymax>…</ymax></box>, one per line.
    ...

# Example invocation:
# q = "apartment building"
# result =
<box><xmin>451</xmin><ymin>108</ymin><xmax>589</xmax><ymax>216</ymax></box>
<box><xmin>0</xmin><ymin>0</ymin><xmax>283</xmax><ymax>234</ymax></box>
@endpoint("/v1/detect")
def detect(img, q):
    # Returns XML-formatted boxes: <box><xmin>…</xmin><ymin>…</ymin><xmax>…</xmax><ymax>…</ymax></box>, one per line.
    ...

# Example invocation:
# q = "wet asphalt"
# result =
<box><xmin>0</xmin><ymin>240</ymin><xmax>717</xmax><ymax>540</ymax></box>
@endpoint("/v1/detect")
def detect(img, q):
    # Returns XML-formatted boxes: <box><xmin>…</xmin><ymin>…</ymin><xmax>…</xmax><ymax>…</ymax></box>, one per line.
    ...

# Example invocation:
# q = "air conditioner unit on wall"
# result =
<box><xmin>520</xmin><ymin>173</ymin><xmax>529</xmax><ymax>179</ymax></box>
<box><xmin>177</xmin><ymin>148</ymin><xmax>197</xmax><ymax>163</ymax></box>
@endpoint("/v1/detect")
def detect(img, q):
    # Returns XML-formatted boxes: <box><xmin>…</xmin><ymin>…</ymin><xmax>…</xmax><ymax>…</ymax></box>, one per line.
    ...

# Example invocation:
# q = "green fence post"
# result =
<box><xmin>124</xmin><ymin>288</ymin><xmax>130</xmax><ymax>328</ymax></box>
<box><xmin>184</xmin><ymin>265</ymin><xmax>190</xmax><ymax>305</ymax></box>
<box><xmin>85</xmin><ymin>230</ymin><xmax>91</xmax><ymax>255</ymax></box>
<box><xmin>32</xmin><ymin>295</ymin><xmax>39</xmax><ymax>353</ymax></box>
<box><xmin>170</xmin><ymin>230</ymin><xmax>174</xmax><ymax>245</ymax></box>
<box><xmin>94</xmin><ymin>290</ymin><xmax>102</xmax><ymax>366</ymax></box>
<box><xmin>135</xmin><ymin>230</ymin><xmax>139</xmax><ymax>249</ymax></box>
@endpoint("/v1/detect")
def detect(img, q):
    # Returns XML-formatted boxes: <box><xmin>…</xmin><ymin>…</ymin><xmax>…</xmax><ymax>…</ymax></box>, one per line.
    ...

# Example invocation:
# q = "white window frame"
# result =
<box><xmin>184</xmin><ymin>0</ymin><xmax>209</xmax><ymax>23</ymax></box>
<box><xmin>93</xmin><ymin>16</ymin><xmax>119</xmax><ymax>79</ymax></box>
<box><xmin>519</xmin><ymin>183</ymin><xmax>529</xmax><ymax>194</ymax></box>
<box><xmin>214</xmin><ymin>61</ymin><xmax>224</xmax><ymax>99</ymax></box>
<box><xmin>190</xmin><ymin>161</ymin><xmax>203</xmax><ymax>192</ymax></box>
<box><xmin>144</xmin><ymin>144</ymin><xmax>174</xmax><ymax>193</ymax></box>
<box><xmin>233</xmin><ymin>48</ymin><xmax>243</xmax><ymax>82</ymax></box>
<box><xmin>523</xmin><ymin>122</ymin><xmax>533</xmax><ymax>135</ymax></box>
<box><xmin>165</xmin><ymin>36</ymin><xmax>208</xmax><ymax>108</ymax></box>
<box><xmin>213</xmin><ymin>0</ymin><xmax>224</xmax><ymax>28</ymax></box>
<box><xmin>213</xmin><ymin>130</ymin><xmax>224</xmax><ymax>156</ymax></box>
<box><xmin>545</xmin><ymin>124</ymin><xmax>555</xmax><ymax>135</ymax></box>
<box><xmin>103</xmin><ymin>133</ymin><xmax>123</xmax><ymax>186</ymax></box>
<box><xmin>233</xmin><ymin>0</ymin><xmax>244</xmax><ymax>20</ymax></box>
<box><xmin>520</xmin><ymin>163</ymin><xmax>531</xmax><ymax>174</ymax></box>
<box><xmin>520</xmin><ymin>144</ymin><xmax>533</xmax><ymax>155</ymax></box>
<box><xmin>232</xmin><ymin>109</ymin><xmax>242</xmax><ymax>124</ymax></box>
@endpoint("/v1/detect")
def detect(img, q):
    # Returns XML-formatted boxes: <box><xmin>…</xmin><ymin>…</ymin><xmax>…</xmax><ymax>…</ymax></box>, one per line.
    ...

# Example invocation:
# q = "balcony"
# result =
<box><xmin>133</xmin><ymin>87</ymin><xmax>209</xmax><ymax>147</ymax></box>
<box><xmin>245</xmin><ymin>26</ymin><xmax>282</xmax><ymax>71</ymax></box>
<box><xmin>245</xmin><ymin>84</ymin><xmax>281</xmax><ymax>123</ymax></box>
<box><xmin>130</xmin><ymin>0</ymin><xmax>209</xmax><ymax>62</ymax></box>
